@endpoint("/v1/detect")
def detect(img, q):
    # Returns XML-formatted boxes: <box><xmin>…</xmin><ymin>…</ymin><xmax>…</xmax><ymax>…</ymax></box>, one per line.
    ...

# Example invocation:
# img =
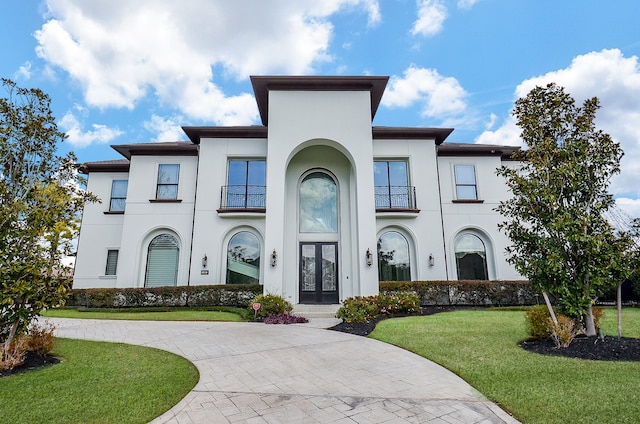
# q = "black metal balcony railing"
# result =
<box><xmin>375</xmin><ymin>185</ymin><xmax>417</xmax><ymax>209</ymax></box>
<box><xmin>220</xmin><ymin>185</ymin><xmax>266</xmax><ymax>209</ymax></box>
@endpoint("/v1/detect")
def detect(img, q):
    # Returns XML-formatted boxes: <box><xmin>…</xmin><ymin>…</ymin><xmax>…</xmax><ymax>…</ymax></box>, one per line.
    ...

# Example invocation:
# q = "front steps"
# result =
<box><xmin>292</xmin><ymin>304</ymin><xmax>341</xmax><ymax>319</ymax></box>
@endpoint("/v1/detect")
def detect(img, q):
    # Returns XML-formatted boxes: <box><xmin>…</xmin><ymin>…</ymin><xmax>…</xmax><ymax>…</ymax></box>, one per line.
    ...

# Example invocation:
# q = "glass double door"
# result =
<box><xmin>299</xmin><ymin>242</ymin><xmax>338</xmax><ymax>304</ymax></box>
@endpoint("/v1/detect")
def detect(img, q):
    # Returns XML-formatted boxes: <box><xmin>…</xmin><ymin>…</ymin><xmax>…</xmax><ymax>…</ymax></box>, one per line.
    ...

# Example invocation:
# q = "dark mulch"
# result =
<box><xmin>0</xmin><ymin>351</ymin><xmax>60</xmax><ymax>378</ymax></box>
<box><xmin>330</xmin><ymin>306</ymin><xmax>640</xmax><ymax>362</ymax></box>
<box><xmin>520</xmin><ymin>335</ymin><xmax>640</xmax><ymax>361</ymax></box>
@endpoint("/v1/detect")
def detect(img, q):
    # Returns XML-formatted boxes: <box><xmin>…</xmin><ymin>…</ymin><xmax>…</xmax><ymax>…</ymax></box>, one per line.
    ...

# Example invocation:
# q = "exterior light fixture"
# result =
<box><xmin>366</xmin><ymin>248</ymin><xmax>373</xmax><ymax>266</ymax></box>
<box><xmin>270</xmin><ymin>249</ymin><xmax>277</xmax><ymax>267</ymax></box>
<box><xmin>202</xmin><ymin>254</ymin><xmax>208</xmax><ymax>268</ymax></box>
<box><xmin>428</xmin><ymin>254</ymin><xmax>435</xmax><ymax>267</ymax></box>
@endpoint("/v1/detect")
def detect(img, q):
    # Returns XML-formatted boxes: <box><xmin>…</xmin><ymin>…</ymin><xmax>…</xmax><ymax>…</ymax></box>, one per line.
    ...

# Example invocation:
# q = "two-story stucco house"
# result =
<box><xmin>73</xmin><ymin>75</ymin><xmax>521</xmax><ymax>305</ymax></box>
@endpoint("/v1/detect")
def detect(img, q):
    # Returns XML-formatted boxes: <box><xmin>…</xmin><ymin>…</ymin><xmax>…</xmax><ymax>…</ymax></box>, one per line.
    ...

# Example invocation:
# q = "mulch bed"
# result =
<box><xmin>329</xmin><ymin>306</ymin><xmax>640</xmax><ymax>362</ymax></box>
<box><xmin>0</xmin><ymin>351</ymin><xmax>60</xmax><ymax>378</ymax></box>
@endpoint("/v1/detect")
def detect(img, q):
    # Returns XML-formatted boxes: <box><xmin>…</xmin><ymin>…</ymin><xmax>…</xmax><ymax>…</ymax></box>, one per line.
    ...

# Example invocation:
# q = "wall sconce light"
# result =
<box><xmin>428</xmin><ymin>254</ymin><xmax>435</xmax><ymax>267</ymax></box>
<box><xmin>366</xmin><ymin>248</ymin><xmax>373</xmax><ymax>266</ymax></box>
<box><xmin>270</xmin><ymin>249</ymin><xmax>278</xmax><ymax>267</ymax></box>
<box><xmin>202</xmin><ymin>254</ymin><xmax>208</xmax><ymax>268</ymax></box>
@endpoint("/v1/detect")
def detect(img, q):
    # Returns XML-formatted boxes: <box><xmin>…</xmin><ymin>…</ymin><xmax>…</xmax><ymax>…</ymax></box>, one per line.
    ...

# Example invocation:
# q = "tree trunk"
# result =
<box><xmin>584</xmin><ymin>305</ymin><xmax>597</xmax><ymax>336</ymax></box>
<box><xmin>2</xmin><ymin>319</ymin><xmax>21</xmax><ymax>359</ymax></box>
<box><xmin>617</xmin><ymin>282</ymin><xmax>623</xmax><ymax>340</ymax></box>
<box><xmin>542</xmin><ymin>292</ymin><xmax>558</xmax><ymax>325</ymax></box>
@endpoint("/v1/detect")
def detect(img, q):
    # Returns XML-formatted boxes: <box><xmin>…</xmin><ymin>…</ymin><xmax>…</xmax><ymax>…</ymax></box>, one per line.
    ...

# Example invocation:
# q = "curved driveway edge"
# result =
<box><xmin>51</xmin><ymin>318</ymin><xmax>519</xmax><ymax>424</ymax></box>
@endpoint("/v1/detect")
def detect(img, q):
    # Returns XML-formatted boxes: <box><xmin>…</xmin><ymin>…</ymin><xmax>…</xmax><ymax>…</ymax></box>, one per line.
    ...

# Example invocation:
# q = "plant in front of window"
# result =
<box><xmin>496</xmin><ymin>83</ymin><xmax>637</xmax><ymax>340</ymax></box>
<box><xmin>0</xmin><ymin>78</ymin><xmax>98</xmax><ymax>365</ymax></box>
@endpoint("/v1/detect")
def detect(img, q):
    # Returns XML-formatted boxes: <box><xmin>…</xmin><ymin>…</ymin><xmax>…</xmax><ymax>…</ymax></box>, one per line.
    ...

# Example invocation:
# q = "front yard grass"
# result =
<box><xmin>0</xmin><ymin>338</ymin><xmax>199</xmax><ymax>424</ymax></box>
<box><xmin>370</xmin><ymin>308</ymin><xmax>640</xmax><ymax>424</ymax></box>
<box><xmin>42</xmin><ymin>306</ymin><xmax>248</xmax><ymax>321</ymax></box>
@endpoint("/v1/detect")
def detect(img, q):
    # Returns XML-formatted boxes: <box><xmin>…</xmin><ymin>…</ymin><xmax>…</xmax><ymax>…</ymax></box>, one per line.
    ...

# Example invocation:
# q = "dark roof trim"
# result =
<box><xmin>111</xmin><ymin>142</ymin><xmax>198</xmax><ymax>159</ymax></box>
<box><xmin>437</xmin><ymin>142</ymin><xmax>520</xmax><ymax>159</ymax></box>
<box><xmin>251</xmin><ymin>75</ymin><xmax>389</xmax><ymax>126</ymax></box>
<box><xmin>373</xmin><ymin>127</ymin><xmax>454</xmax><ymax>145</ymax></box>
<box><xmin>182</xmin><ymin>126</ymin><xmax>268</xmax><ymax>144</ymax></box>
<box><xmin>78</xmin><ymin>159</ymin><xmax>130</xmax><ymax>174</ymax></box>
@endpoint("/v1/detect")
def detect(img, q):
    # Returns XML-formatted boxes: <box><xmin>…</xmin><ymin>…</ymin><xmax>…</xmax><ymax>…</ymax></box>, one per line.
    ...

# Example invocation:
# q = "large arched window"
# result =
<box><xmin>377</xmin><ymin>231</ymin><xmax>411</xmax><ymax>281</ymax></box>
<box><xmin>226</xmin><ymin>231</ymin><xmax>261</xmax><ymax>284</ymax></box>
<box><xmin>455</xmin><ymin>233</ymin><xmax>489</xmax><ymax>280</ymax></box>
<box><xmin>299</xmin><ymin>172</ymin><xmax>337</xmax><ymax>233</ymax></box>
<box><xmin>144</xmin><ymin>234</ymin><xmax>179</xmax><ymax>287</ymax></box>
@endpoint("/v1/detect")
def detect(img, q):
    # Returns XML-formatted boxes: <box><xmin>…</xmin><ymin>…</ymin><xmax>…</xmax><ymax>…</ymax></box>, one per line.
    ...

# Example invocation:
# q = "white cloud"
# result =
<box><xmin>614</xmin><ymin>198</ymin><xmax>640</xmax><ymax>222</ymax></box>
<box><xmin>382</xmin><ymin>66</ymin><xmax>468</xmax><ymax>119</ymax></box>
<box><xmin>14</xmin><ymin>62</ymin><xmax>32</xmax><ymax>80</ymax></box>
<box><xmin>411</xmin><ymin>0</ymin><xmax>447</xmax><ymax>37</ymax></box>
<box><xmin>144</xmin><ymin>115</ymin><xmax>188</xmax><ymax>142</ymax></box>
<box><xmin>476</xmin><ymin>48</ymin><xmax>640</xmax><ymax>200</ymax></box>
<box><xmin>59</xmin><ymin>111</ymin><xmax>123</xmax><ymax>147</ymax></box>
<box><xmin>485</xmin><ymin>113</ymin><xmax>497</xmax><ymax>130</ymax></box>
<box><xmin>34</xmin><ymin>0</ymin><xmax>380</xmax><ymax>125</ymax></box>
<box><xmin>457</xmin><ymin>0</ymin><xmax>478</xmax><ymax>9</ymax></box>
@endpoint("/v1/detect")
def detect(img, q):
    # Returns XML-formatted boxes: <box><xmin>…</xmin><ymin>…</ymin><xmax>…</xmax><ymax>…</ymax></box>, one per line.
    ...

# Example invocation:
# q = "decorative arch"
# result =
<box><xmin>144</xmin><ymin>233</ymin><xmax>180</xmax><ymax>287</ymax></box>
<box><xmin>377</xmin><ymin>228</ymin><xmax>413</xmax><ymax>281</ymax></box>
<box><xmin>453</xmin><ymin>229</ymin><xmax>494</xmax><ymax>280</ymax></box>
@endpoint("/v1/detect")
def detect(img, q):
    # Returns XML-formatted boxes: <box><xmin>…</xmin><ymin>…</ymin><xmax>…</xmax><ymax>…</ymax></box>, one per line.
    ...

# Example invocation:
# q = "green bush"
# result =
<box><xmin>525</xmin><ymin>305</ymin><xmax>552</xmax><ymax>338</ymax></box>
<box><xmin>336</xmin><ymin>293</ymin><xmax>421</xmax><ymax>323</ymax></box>
<box><xmin>248</xmin><ymin>294</ymin><xmax>293</xmax><ymax>320</ymax></box>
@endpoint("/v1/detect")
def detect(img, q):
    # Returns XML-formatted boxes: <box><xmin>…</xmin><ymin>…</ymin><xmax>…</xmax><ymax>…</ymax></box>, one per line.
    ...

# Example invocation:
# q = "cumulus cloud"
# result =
<box><xmin>477</xmin><ymin>48</ymin><xmax>640</xmax><ymax>217</ymax></box>
<box><xmin>382</xmin><ymin>66</ymin><xmax>468</xmax><ymax>119</ymax></box>
<box><xmin>412</xmin><ymin>0</ymin><xmax>447</xmax><ymax>37</ymax></box>
<box><xmin>14</xmin><ymin>62</ymin><xmax>32</xmax><ymax>80</ymax></box>
<box><xmin>34</xmin><ymin>0</ymin><xmax>380</xmax><ymax>125</ymax></box>
<box><xmin>59</xmin><ymin>110</ymin><xmax>123</xmax><ymax>147</ymax></box>
<box><xmin>457</xmin><ymin>0</ymin><xmax>478</xmax><ymax>9</ymax></box>
<box><xmin>144</xmin><ymin>115</ymin><xmax>188</xmax><ymax>142</ymax></box>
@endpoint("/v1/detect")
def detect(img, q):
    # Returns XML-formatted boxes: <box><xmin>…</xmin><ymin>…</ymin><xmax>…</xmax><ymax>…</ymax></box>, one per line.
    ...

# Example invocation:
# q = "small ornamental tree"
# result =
<box><xmin>0</xmin><ymin>78</ymin><xmax>98</xmax><ymax>356</ymax></box>
<box><xmin>496</xmin><ymin>83</ymin><xmax>635</xmax><ymax>337</ymax></box>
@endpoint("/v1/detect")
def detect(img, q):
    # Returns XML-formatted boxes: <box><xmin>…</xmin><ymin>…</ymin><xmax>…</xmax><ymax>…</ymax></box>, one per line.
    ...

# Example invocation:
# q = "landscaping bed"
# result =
<box><xmin>0</xmin><ymin>352</ymin><xmax>60</xmax><ymax>378</ymax></box>
<box><xmin>331</xmin><ymin>306</ymin><xmax>640</xmax><ymax>362</ymax></box>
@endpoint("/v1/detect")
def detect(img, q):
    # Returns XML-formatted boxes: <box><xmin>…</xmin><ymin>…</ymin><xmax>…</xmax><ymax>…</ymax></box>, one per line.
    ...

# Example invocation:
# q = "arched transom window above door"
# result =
<box><xmin>299</xmin><ymin>172</ymin><xmax>338</xmax><ymax>233</ymax></box>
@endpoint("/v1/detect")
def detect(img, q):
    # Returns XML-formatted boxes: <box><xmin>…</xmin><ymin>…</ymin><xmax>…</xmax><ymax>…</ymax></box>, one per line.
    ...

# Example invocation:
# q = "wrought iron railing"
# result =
<box><xmin>374</xmin><ymin>185</ymin><xmax>417</xmax><ymax>209</ymax></box>
<box><xmin>220</xmin><ymin>185</ymin><xmax>266</xmax><ymax>209</ymax></box>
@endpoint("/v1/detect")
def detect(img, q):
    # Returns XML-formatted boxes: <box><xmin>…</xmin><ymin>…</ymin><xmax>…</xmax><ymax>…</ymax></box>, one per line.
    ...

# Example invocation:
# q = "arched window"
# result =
<box><xmin>455</xmin><ymin>233</ymin><xmax>489</xmax><ymax>280</ymax></box>
<box><xmin>299</xmin><ymin>172</ymin><xmax>337</xmax><ymax>233</ymax></box>
<box><xmin>144</xmin><ymin>234</ymin><xmax>179</xmax><ymax>287</ymax></box>
<box><xmin>226</xmin><ymin>231</ymin><xmax>261</xmax><ymax>284</ymax></box>
<box><xmin>377</xmin><ymin>231</ymin><xmax>411</xmax><ymax>281</ymax></box>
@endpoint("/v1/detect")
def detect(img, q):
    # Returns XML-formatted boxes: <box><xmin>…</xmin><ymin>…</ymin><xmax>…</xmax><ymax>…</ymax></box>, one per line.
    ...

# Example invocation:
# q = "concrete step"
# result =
<box><xmin>292</xmin><ymin>304</ymin><xmax>342</xmax><ymax>319</ymax></box>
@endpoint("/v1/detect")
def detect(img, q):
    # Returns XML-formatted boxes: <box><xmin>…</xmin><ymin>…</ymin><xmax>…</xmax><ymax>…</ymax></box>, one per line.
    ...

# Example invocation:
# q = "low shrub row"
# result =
<box><xmin>337</xmin><ymin>292</ymin><xmax>421</xmax><ymax>323</ymax></box>
<box><xmin>380</xmin><ymin>280</ymin><xmax>535</xmax><ymax>306</ymax></box>
<box><xmin>67</xmin><ymin>284</ymin><xmax>263</xmax><ymax>309</ymax></box>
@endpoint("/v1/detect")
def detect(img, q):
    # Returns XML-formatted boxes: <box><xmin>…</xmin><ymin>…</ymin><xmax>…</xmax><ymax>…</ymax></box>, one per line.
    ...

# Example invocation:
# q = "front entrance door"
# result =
<box><xmin>299</xmin><ymin>242</ymin><xmax>339</xmax><ymax>304</ymax></box>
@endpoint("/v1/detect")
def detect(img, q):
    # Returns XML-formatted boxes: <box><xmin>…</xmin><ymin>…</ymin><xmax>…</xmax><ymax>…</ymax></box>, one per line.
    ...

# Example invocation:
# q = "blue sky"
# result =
<box><xmin>2</xmin><ymin>0</ymin><xmax>640</xmax><ymax>219</ymax></box>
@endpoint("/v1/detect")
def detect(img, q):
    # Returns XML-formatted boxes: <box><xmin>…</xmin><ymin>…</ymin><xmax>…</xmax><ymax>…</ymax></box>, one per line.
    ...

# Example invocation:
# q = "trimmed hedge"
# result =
<box><xmin>68</xmin><ymin>280</ymin><xmax>535</xmax><ymax>309</ymax></box>
<box><xmin>380</xmin><ymin>280</ymin><xmax>536</xmax><ymax>306</ymax></box>
<box><xmin>67</xmin><ymin>284</ymin><xmax>263</xmax><ymax>308</ymax></box>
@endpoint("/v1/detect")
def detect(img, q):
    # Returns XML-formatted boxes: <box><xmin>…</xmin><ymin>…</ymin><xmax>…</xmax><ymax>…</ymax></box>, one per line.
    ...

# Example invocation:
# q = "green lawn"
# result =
<box><xmin>0</xmin><ymin>338</ymin><xmax>199</xmax><ymax>424</ymax></box>
<box><xmin>42</xmin><ymin>306</ymin><xmax>247</xmax><ymax>321</ymax></box>
<box><xmin>370</xmin><ymin>307</ymin><xmax>640</xmax><ymax>424</ymax></box>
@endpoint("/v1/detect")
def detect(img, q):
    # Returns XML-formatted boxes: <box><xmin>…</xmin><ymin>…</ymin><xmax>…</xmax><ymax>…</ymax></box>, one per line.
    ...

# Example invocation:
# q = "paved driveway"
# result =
<box><xmin>51</xmin><ymin>318</ymin><xmax>518</xmax><ymax>423</ymax></box>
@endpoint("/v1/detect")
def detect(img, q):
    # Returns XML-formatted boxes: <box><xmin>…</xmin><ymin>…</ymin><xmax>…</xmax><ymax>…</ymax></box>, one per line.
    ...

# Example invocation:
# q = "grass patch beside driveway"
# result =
<box><xmin>0</xmin><ymin>338</ymin><xmax>199</xmax><ymax>424</ymax></box>
<box><xmin>370</xmin><ymin>308</ymin><xmax>640</xmax><ymax>424</ymax></box>
<box><xmin>42</xmin><ymin>306</ymin><xmax>247</xmax><ymax>321</ymax></box>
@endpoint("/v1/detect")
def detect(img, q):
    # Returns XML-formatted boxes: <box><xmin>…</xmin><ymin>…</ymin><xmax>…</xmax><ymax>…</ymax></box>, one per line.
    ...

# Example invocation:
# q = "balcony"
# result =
<box><xmin>375</xmin><ymin>186</ymin><xmax>418</xmax><ymax>212</ymax></box>
<box><xmin>218</xmin><ymin>185</ymin><xmax>266</xmax><ymax>213</ymax></box>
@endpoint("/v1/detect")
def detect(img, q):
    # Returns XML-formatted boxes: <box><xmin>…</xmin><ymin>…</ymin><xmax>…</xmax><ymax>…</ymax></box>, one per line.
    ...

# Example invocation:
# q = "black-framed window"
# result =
<box><xmin>156</xmin><ymin>164</ymin><xmax>180</xmax><ymax>199</ymax></box>
<box><xmin>377</xmin><ymin>231</ymin><xmax>411</xmax><ymax>281</ymax></box>
<box><xmin>374</xmin><ymin>161</ymin><xmax>411</xmax><ymax>208</ymax></box>
<box><xmin>455</xmin><ymin>233</ymin><xmax>489</xmax><ymax>280</ymax></box>
<box><xmin>226</xmin><ymin>231</ymin><xmax>261</xmax><ymax>284</ymax></box>
<box><xmin>105</xmin><ymin>249</ymin><xmax>119</xmax><ymax>275</ymax></box>
<box><xmin>109</xmin><ymin>180</ymin><xmax>128</xmax><ymax>211</ymax></box>
<box><xmin>454</xmin><ymin>165</ymin><xmax>478</xmax><ymax>200</ymax></box>
<box><xmin>225</xmin><ymin>160</ymin><xmax>266</xmax><ymax>208</ymax></box>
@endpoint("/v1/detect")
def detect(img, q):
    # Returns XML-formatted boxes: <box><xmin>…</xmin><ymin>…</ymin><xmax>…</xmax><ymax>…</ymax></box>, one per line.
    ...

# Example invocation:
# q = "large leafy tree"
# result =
<box><xmin>1</xmin><ymin>78</ymin><xmax>97</xmax><ymax>354</ymax></box>
<box><xmin>496</xmin><ymin>83</ymin><xmax>634</xmax><ymax>336</ymax></box>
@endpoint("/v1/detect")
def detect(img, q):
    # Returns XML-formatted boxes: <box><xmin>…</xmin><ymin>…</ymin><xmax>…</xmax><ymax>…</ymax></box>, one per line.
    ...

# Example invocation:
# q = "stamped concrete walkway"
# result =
<box><xmin>51</xmin><ymin>318</ymin><xmax>518</xmax><ymax>424</ymax></box>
